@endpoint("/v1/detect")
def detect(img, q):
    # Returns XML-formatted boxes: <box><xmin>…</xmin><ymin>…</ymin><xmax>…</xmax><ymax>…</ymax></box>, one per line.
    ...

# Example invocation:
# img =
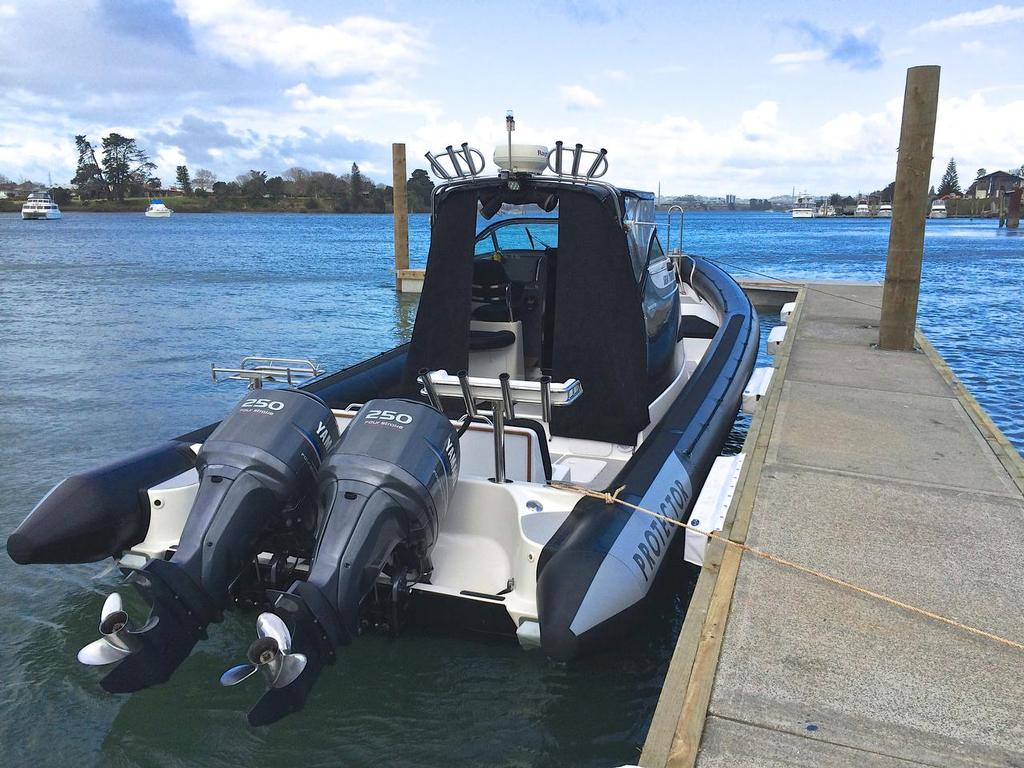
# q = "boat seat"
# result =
<box><xmin>469</xmin><ymin>330</ymin><xmax>516</xmax><ymax>350</ymax></box>
<box><xmin>468</xmin><ymin>320</ymin><xmax>525</xmax><ymax>379</ymax></box>
<box><xmin>471</xmin><ymin>260</ymin><xmax>519</xmax><ymax>322</ymax></box>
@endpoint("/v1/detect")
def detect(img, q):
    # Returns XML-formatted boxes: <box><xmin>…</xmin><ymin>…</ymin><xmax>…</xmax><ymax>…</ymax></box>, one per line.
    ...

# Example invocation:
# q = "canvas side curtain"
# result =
<box><xmin>401</xmin><ymin>188</ymin><xmax>478</xmax><ymax>391</ymax></box>
<box><xmin>550</xmin><ymin>191</ymin><xmax>649</xmax><ymax>445</ymax></box>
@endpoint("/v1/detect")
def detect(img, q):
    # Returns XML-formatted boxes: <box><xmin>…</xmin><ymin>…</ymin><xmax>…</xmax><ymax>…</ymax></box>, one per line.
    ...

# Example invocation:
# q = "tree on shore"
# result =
<box><xmin>72</xmin><ymin>135</ymin><xmax>109</xmax><ymax>199</ymax></box>
<box><xmin>176</xmin><ymin>165</ymin><xmax>193</xmax><ymax>194</ymax></box>
<box><xmin>349</xmin><ymin>163</ymin><xmax>364</xmax><ymax>211</ymax></box>
<box><xmin>408</xmin><ymin>168</ymin><xmax>434</xmax><ymax>211</ymax></box>
<box><xmin>937</xmin><ymin>157</ymin><xmax>961</xmax><ymax>197</ymax></box>
<box><xmin>265</xmin><ymin>176</ymin><xmax>285</xmax><ymax>200</ymax></box>
<box><xmin>73</xmin><ymin>134</ymin><xmax>156</xmax><ymax>201</ymax></box>
<box><xmin>103</xmin><ymin>134</ymin><xmax>156</xmax><ymax>201</ymax></box>
<box><xmin>238</xmin><ymin>170</ymin><xmax>268</xmax><ymax>201</ymax></box>
<box><xmin>193</xmin><ymin>168</ymin><xmax>216</xmax><ymax>192</ymax></box>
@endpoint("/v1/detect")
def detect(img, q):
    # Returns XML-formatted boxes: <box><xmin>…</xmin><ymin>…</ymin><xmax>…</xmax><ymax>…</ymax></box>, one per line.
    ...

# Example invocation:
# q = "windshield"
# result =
<box><xmin>474</xmin><ymin>218</ymin><xmax>558</xmax><ymax>259</ymax></box>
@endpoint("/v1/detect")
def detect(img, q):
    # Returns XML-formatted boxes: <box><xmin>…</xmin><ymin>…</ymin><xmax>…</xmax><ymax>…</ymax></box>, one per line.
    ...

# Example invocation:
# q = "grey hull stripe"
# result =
<box><xmin>569</xmin><ymin>452</ymin><xmax>692</xmax><ymax>635</ymax></box>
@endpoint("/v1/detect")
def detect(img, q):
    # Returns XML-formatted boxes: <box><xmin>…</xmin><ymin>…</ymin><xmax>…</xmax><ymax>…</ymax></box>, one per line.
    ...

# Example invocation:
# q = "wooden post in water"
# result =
<box><xmin>1007</xmin><ymin>187</ymin><xmax>1022</xmax><ymax>229</ymax></box>
<box><xmin>879</xmin><ymin>66</ymin><xmax>941</xmax><ymax>352</ymax></box>
<box><xmin>392</xmin><ymin>143</ymin><xmax>409</xmax><ymax>287</ymax></box>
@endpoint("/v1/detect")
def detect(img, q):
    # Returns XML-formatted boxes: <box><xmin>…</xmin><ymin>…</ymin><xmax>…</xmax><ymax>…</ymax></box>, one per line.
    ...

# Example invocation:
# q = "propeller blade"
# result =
<box><xmin>100</xmin><ymin>592</ymin><xmax>123</xmax><ymax>622</ymax></box>
<box><xmin>273</xmin><ymin>653</ymin><xmax>307</xmax><ymax>689</ymax></box>
<box><xmin>78</xmin><ymin>638</ymin><xmax>132</xmax><ymax>666</ymax></box>
<box><xmin>220</xmin><ymin>663</ymin><xmax>259</xmax><ymax>687</ymax></box>
<box><xmin>256</xmin><ymin>613</ymin><xmax>291</xmax><ymax>653</ymax></box>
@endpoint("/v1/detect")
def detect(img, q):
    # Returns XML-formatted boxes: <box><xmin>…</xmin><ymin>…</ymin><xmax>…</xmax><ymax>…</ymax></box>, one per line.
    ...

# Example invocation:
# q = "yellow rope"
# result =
<box><xmin>548</xmin><ymin>481</ymin><xmax>1024</xmax><ymax>653</ymax></box>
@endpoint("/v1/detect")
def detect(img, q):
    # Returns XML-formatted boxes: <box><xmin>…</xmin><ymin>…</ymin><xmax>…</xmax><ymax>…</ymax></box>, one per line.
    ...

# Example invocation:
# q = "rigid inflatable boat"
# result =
<box><xmin>7</xmin><ymin>133</ymin><xmax>758</xmax><ymax>725</ymax></box>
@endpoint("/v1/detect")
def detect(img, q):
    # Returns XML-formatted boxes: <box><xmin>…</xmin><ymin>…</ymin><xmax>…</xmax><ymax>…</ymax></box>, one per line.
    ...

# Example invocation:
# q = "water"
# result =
<box><xmin>0</xmin><ymin>211</ymin><xmax>1019</xmax><ymax>767</ymax></box>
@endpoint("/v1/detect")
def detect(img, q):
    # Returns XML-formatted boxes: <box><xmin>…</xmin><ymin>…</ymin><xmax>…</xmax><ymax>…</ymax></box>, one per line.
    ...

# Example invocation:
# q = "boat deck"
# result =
<box><xmin>642</xmin><ymin>281</ymin><xmax>1024</xmax><ymax>767</ymax></box>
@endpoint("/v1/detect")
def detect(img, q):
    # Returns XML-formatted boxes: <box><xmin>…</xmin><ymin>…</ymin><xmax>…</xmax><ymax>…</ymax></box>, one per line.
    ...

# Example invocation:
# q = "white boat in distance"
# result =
<box><xmin>145</xmin><ymin>199</ymin><xmax>173</xmax><ymax>218</ymax></box>
<box><xmin>791</xmin><ymin>194</ymin><xmax>816</xmax><ymax>218</ymax></box>
<box><xmin>21</xmin><ymin>191</ymin><xmax>62</xmax><ymax>220</ymax></box>
<box><xmin>878</xmin><ymin>203</ymin><xmax>892</xmax><ymax>218</ymax></box>
<box><xmin>929</xmin><ymin>199</ymin><xmax>947</xmax><ymax>219</ymax></box>
<box><xmin>854</xmin><ymin>200</ymin><xmax>871</xmax><ymax>217</ymax></box>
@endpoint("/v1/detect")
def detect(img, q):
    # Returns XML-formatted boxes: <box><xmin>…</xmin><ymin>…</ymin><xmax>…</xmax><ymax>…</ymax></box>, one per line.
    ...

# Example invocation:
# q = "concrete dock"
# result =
<box><xmin>641</xmin><ymin>282</ymin><xmax>1024</xmax><ymax>767</ymax></box>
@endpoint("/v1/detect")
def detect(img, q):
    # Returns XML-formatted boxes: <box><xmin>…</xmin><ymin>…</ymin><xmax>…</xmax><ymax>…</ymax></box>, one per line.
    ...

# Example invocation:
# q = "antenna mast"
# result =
<box><xmin>506</xmin><ymin>110</ymin><xmax>515</xmax><ymax>173</ymax></box>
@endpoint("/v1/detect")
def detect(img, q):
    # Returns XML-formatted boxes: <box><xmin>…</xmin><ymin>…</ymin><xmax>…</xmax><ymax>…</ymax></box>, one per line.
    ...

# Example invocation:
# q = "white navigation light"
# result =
<box><xmin>493</xmin><ymin>144</ymin><xmax>550</xmax><ymax>174</ymax></box>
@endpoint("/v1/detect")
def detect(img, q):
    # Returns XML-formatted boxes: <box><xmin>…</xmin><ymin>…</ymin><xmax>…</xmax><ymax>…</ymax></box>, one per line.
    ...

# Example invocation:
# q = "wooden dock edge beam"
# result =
<box><xmin>639</xmin><ymin>287</ymin><xmax>808</xmax><ymax>768</ymax></box>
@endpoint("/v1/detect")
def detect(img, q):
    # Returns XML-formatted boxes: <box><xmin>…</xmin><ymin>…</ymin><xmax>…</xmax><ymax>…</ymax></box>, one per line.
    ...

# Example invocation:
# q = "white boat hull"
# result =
<box><xmin>21</xmin><ymin>209</ymin><xmax>62</xmax><ymax>220</ymax></box>
<box><xmin>791</xmin><ymin>209</ymin><xmax>814</xmax><ymax>219</ymax></box>
<box><xmin>145</xmin><ymin>210</ymin><xmax>172</xmax><ymax>218</ymax></box>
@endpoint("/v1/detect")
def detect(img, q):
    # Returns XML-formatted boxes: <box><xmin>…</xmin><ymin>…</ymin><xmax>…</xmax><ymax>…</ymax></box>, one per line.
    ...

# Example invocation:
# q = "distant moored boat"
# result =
<box><xmin>21</xmin><ymin>191</ymin><xmax>62</xmax><ymax>220</ymax></box>
<box><xmin>791</xmin><ymin>193</ymin><xmax>816</xmax><ymax>218</ymax></box>
<box><xmin>929</xmin><ymin>199</ymin><xmax>947</xmax><ymax>219</ymax></box>
<box><xmin>145</xmin><ymin>199</ymin><xmax>173</xmax><ymax>218</ymax></box>
<box><xmin>878</xmin><ymin>203</ymin><xmax>892</xmax><ymax>218</ymax></box>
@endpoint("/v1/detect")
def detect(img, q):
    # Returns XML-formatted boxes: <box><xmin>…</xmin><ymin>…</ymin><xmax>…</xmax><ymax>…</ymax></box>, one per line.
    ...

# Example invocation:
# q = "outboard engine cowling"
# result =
<box><xmin>231</xmin><ymin>398</ymin><xmax>459</xmax><ymax>725</ymax></box>
<box><xmin>96</xmin><ymin>389</ymin><xmax>339</xmax><ymax>694</ymax></box>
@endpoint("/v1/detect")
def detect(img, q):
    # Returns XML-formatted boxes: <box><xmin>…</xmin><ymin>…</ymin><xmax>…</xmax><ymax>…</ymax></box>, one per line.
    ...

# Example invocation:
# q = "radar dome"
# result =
<box><xmin>493</xmin><ymin>144</ymin><xmax>549</xmax><ymax>174</ymax></box>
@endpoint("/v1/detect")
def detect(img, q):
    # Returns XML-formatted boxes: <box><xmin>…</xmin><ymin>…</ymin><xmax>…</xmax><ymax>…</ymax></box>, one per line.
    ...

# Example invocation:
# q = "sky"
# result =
<box><xmin>0</xmin><ymin>0</ymin><xmax>1022</xmax><ymax>197</ymax></box>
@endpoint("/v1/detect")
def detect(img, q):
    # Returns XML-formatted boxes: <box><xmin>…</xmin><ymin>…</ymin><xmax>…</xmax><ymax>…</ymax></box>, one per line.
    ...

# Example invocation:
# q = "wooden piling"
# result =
<box><xmin>392</xmin><ymin>143</ymin><xmax>409</xmax><ymax>284</ymax></box>
<box><xmin>1007</xmin><ymin>187</ymin><xmax>1021</xmax><ymax>229</ymax></box>
<box><xmin>879</xmin><ymin>66</ymin><xmax>941</xmax><ymax>352</ymax></box>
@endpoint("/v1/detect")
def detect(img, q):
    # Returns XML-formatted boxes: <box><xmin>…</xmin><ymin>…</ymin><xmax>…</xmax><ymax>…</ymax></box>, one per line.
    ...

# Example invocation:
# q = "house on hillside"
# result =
<box><xmin>965</xmin><ymin>170</ymin><xmax>1023</xmax><ymax>199</ymax></box>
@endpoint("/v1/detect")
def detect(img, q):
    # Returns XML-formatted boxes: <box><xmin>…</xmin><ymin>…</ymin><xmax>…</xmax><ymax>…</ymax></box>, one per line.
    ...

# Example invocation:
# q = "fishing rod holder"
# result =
<box><xmin>420</xmin><ymin>370</ymin><xmax>582</xmax><ymax>484</ymax></box>
<box><xmin>211</xmin><ymin>357</ymin><xmax>324</xmax><ymax>390</ymax></box>
<box><xmin>546</xmin><ymin>141</ymin><xmax>609</xmax><ymax>181</ymax></box>
<box><xmin>425</xmin><ymin>143</ymin><xmax>486</xmax><ymax>180</ymax></box>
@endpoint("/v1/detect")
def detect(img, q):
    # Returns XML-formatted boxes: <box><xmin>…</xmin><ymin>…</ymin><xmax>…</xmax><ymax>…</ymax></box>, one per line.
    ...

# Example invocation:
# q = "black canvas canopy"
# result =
<box><xmin>402</xmin><ymin>178</ymin><xmax>649</xmax><ymax>445</ymax></box>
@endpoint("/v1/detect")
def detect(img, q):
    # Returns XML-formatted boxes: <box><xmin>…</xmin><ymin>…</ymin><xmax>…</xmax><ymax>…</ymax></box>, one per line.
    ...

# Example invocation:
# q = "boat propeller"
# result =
<box><xmin>77</xmin><ymin>592</ymin><xmax>154</xmax><ymax>666</ymax></box>
<box><xmin>220</xmin><ymin>613</ymin><xmax>307</xmax><ymax>690</ymax></box>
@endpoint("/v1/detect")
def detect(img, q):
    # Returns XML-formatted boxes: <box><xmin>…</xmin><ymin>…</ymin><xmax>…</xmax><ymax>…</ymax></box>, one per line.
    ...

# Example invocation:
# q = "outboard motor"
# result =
<box><xmin>82</xmin><ymin>389</ymin><xmax>339</xmax><ymax>694</ymax></box>
<box><xmin>221</xmin><ymin>398</ymin><xmax>459</xmax><ymax>725</ymax></box>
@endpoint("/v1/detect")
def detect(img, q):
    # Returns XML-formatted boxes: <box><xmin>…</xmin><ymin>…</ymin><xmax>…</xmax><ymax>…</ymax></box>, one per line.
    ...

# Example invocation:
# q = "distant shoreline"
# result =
<box><xmin>0</xmin><ymin>196</ymin><xmax>428</xmax><ymax>215</ymax></box>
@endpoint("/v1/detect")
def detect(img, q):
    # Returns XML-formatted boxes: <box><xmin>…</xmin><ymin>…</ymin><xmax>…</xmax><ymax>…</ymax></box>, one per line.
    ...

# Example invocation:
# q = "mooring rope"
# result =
<box><xmin>548</xmin><ymin>481</ymin><xmax>1024</xmax><ymax>653</ymax></box>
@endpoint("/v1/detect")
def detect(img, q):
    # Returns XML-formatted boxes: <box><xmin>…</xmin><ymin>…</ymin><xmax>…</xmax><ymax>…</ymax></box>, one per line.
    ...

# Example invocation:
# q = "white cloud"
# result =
<box><xmin>172</xmin><ymin>1</ymin><xmax>423</xmax><ymax>78</ymax></box>
<box><xmin>561</xmin><ymin>85</ymin><xmax>604</xmax><ymax>110</ymax></box>
<box><xmin>604</xmin><ymin>69</ymin><xmax>629</xmax><ymax>82</ymax></box>
<box><xmin>770</xmin><ymin>49</ymin><xmax>827</xmax><ymax>66</ymax></box>
<box><xmin>916</xmin><ymin>4</ymin><xmax>1024</xmax><ymax>32</ymax></box>
<box><xmin>0</xmin><ymin>4</ymin><xmax>16</xmax><ymax>18</ymax></box>
<box><xmin>738</xmin><ymin>101</ymin><xmax>779</xmax><ymax>140</ymax></box>
<box><xmin>959</xmin><ymin>38</ymin><xmax>1008</xmax><ymax>59</ymax></box>
<box><xmin>283</xmin><ymin>80</ymin><xmax>440</xmax><ymax>123</ymax></box>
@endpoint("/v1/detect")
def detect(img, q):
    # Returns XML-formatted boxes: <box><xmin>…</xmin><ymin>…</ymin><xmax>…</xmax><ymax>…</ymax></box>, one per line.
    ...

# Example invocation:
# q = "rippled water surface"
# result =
<box><xmin>0</xmin><ymin>211</ymin><xmax>1019</xmax><ymax>767</ymax></box>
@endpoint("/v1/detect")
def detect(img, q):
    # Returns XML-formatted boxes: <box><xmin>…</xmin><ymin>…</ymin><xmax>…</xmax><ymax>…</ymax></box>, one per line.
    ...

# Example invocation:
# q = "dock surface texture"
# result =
<box><xmin>642</xmin><ymin>282</ymin><xmax>1024</xmax><ymax>768</ymax></box>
